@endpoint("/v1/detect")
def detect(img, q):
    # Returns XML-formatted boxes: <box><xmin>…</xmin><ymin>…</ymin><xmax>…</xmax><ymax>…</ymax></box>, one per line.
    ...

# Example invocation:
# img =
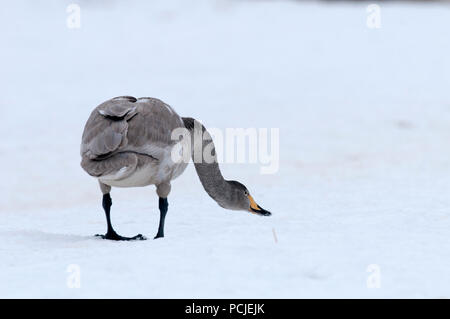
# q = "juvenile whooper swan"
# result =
<box><xmin>80</xmin><ymin>96</ymin><xmax>271</xmax><ymax>240</ymax></box>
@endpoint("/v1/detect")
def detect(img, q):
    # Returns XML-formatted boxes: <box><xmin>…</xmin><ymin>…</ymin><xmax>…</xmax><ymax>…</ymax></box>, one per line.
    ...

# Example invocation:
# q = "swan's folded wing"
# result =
<box><xmin>125</xmin><ymin>98</ymin><xmax>185</xmax><ymax>150</ymax></box>
<box><xmin>80</xmin><ymin>99</ymin><xmax>138</xmax><ymax>160</ymax></box>
<box><xmin>81</xmin><ymin>152</ymin><xmax>138</xmax><ymax>178</ymax></box>
<box><xmin>98</xmin><ymin>99</ymin><xmax>138</xmax><ymax>120</ymax></box>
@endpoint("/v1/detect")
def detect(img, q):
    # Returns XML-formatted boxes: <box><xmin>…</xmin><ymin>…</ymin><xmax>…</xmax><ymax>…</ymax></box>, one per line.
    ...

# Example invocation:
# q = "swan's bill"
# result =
<box><xmin>248</xmin><ymin>195</ymin><xmax>271</xmax><ymax>216</ymax></box>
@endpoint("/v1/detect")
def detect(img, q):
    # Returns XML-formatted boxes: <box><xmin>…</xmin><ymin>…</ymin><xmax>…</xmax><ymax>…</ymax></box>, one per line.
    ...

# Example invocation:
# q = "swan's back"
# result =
<box><xmin>80</xmin><ymin>96</ymin><xmax>185</xmax><ymax>181</ymax></box>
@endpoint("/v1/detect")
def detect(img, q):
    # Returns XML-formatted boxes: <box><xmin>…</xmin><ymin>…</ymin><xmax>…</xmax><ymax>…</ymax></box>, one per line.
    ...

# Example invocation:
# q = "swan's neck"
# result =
<box><xmin>182</xmin><ymin>118</ymin><xmax>231</xmax><ymax>208</ymax></box>
<box><xmin>193</xmin><ymin>161</ymin><xmax>231</xmax><ymax>207</ymax></box>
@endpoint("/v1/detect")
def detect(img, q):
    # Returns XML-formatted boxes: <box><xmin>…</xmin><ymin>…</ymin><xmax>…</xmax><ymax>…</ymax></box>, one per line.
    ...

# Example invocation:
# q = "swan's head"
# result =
<box><xmin>226</xmin><ymin>181</ymin><xmax>272</xmax><ymax>216</ymax></box>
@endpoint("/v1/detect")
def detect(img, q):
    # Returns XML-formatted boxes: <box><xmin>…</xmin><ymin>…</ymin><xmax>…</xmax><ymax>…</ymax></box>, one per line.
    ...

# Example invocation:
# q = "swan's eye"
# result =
<box><xmin>244</xmin><ymin>190</ymin><xmax>249</xmax><ymax>196</ymax></box>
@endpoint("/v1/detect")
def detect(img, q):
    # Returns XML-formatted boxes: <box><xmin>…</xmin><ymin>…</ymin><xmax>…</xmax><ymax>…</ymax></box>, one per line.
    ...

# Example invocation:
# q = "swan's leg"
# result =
<box><xmin>154</xmin><ymin>197</ymin><xmax>168</xmax><ymax>239</ymax></box>
<box><xmin>155</xmin><ymin>183</ymin><xmax>171</xmax><ymax>239</ymax></box>
<box><xmin>96</xmin><ymin>186</ymin><xmax>146</xmax><ymax>241</ymax></box>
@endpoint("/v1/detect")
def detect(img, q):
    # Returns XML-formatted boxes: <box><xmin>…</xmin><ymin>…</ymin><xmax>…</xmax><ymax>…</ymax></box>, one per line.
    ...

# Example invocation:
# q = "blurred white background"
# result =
<box><xmin>1</xmin><ymin>0</ymin><xmax>450</xmax><ymax>298</ymax></box>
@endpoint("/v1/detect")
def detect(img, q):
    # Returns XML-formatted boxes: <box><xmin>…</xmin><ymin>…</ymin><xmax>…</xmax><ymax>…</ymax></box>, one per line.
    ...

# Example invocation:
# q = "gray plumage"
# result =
<box><xmin>81</xmin><ymin>96</ymin><xmax>185</xmax><ymax>198</ymax></box>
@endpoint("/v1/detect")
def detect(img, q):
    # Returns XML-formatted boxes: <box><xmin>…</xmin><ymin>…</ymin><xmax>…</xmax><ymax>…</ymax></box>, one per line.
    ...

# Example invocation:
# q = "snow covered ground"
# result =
<box><xmin>1</xmin><ymin>0</ymin><xmax>450</xmax><ymax>298</ymax></box>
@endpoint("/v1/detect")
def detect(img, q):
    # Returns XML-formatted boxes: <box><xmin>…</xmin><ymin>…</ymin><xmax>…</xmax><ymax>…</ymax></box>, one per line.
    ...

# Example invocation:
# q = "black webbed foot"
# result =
<box><xmin>95</xmin><ymin>231</ymin><xmax>146</xmax><ymax>241</ymax></box>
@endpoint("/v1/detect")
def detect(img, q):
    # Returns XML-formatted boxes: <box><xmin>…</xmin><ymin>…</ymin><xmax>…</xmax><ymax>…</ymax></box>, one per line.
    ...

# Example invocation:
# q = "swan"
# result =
<box><xmin>80</xmin><ymin>96</ymin><xmax>271</xmax><ymax>240</ymax></box>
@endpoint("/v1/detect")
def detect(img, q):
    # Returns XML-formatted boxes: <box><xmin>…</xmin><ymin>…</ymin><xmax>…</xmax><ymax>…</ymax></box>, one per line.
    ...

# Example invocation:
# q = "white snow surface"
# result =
<box><xmin>1</xmin><ymin>0</ymin><xmax>450</xmax><ymax>298</ymax></box>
